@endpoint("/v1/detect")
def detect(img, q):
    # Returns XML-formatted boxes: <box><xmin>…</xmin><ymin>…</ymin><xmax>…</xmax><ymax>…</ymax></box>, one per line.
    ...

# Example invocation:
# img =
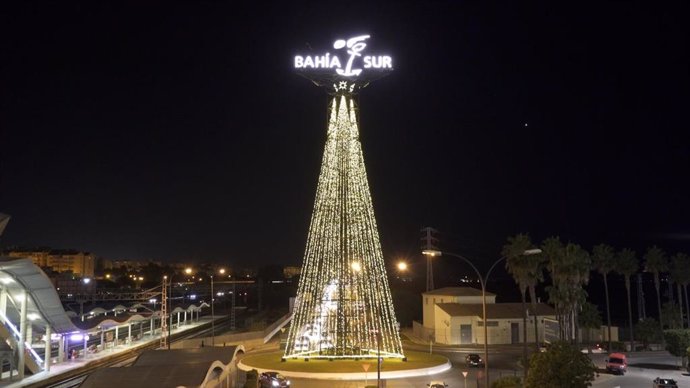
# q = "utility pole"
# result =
<box><xmin>160</xmin><ymin>276</ymin><xmax>168</xmax><ymax>349</ymax></box>
<box><xmin>211</xmin><ymin>275</ymin><xmax>215</xmax><ymax>346</ymax></box>
<box><xmin>420</xmin><ymin>227</ymin><xmax>439</xmax><ymax>291</ymax></box>
<box><xmin>230</xmin><ymin>283</ymin><xmax>236</xmax><ymax>331</ymax></box>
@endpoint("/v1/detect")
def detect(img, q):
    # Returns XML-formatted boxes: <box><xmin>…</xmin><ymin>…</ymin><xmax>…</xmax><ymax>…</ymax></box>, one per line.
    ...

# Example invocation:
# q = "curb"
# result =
<box><xmin>238</xmin><ymin>358</ymin><xmax>452</xmax><ymax>380</ymax></box>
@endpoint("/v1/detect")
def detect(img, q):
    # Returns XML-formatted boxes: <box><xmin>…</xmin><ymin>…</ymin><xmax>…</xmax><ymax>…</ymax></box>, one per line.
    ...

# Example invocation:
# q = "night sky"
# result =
<box><xmin>1</xmin><ymin>2</ymin><xmax>688</xmax><ymax>274</ymax></box>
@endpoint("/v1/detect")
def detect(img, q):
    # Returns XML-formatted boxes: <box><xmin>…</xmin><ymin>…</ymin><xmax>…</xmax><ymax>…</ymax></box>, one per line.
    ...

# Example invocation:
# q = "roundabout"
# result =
<box><xmin>238</xmin><ymin>350</ymin><xmax>451</xmax><ymax>380</ymax></box>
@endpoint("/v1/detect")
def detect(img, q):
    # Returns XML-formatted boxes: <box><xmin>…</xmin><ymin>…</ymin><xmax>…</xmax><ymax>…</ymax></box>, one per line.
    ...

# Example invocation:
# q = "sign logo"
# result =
<box><xmin>294</xmin><ymin>35</ymin><xmax>392</xmax><ymax>77</ymax></box>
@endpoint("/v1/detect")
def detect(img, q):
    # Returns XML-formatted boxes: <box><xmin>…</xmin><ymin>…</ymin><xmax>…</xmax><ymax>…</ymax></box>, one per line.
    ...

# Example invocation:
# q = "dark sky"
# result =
<box><xmin>1</xmin><ymin>2</ymin><xmax>688</xmax><ymax>270</ymax></box>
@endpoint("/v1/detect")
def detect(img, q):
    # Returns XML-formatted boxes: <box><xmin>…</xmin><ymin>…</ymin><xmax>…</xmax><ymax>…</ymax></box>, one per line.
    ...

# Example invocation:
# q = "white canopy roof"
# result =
<box><xmin>0</xmin><ymin>257</ymin><xmax>79</xmax><ymax>334</ymax></box>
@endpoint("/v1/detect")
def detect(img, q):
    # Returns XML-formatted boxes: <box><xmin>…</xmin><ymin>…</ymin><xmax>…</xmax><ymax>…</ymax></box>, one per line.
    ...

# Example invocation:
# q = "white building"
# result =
<box><xmin>419</xmin><ymin>287</ymin><xmax>557</xmax><ymax>345</ymax></box>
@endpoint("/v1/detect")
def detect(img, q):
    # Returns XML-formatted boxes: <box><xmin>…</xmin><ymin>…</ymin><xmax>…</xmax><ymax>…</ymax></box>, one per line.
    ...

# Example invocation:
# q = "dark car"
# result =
<box><xmin>465</xmin><ymin>353</ymin><xmax>484</xmax><ymax>367</ymax></box>
<box><xmin>653</xmin><ymin>377</ymin><xmax>678</xmax><ymax>388</ymax></box>
<box><xmin>259</xmin><ymin>371</ymin><xmax>291</xmax><ymax>388</ymax></box>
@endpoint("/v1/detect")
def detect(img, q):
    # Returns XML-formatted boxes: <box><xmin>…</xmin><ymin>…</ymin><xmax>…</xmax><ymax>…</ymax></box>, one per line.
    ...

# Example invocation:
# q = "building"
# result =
<box><xmin>7</xmin><ymin>248</ymin><xmax>95</xmax><ymax>278</ymax></box>
<box><xmin>282</xmin><ymin>266</ymin><xmax>301</xmax><ymax>279</ymax></box>
<box><xmin>417</xmin><ymin>287</ymin><xmax>557</xmax><ymax>345</ymax></box>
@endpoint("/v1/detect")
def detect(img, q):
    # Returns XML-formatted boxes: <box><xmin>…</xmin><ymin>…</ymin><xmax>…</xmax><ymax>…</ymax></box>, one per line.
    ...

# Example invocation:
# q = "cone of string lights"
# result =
<box><xmin>283</xmin><ymin>86</ymin><xmax>404</xmax><ymax>360</ymax></box>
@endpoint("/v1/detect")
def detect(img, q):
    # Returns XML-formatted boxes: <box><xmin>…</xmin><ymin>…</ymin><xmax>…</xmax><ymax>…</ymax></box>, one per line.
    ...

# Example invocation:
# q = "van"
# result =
<box><xmin>605</xmin><ymin>353</ymin><xmax>628</xmax><ymax>375</ymax></box>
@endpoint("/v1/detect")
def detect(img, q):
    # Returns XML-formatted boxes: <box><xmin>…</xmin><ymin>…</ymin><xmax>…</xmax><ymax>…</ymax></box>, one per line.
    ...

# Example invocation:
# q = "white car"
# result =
<box><xmin>427</xmin><ymin>381</ymin><xmax>448</xmax><ymax>388</ymax></box>
<box><xmin>581</xmin><ymin>344</ymin><xmax>606</xmax><ymax>353</ymax></box>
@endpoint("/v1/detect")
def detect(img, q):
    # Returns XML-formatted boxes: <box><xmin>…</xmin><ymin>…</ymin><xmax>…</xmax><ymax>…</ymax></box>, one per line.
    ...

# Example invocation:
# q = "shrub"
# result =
<box><xmin>491</xmin><ymin>376</ymin><xmax>522</xmax><ymax>388</ymax></box>
<box><xmin>609</xmin><ymin>341</ymin><xmax>626</xmax><ymax>352</ymax></box>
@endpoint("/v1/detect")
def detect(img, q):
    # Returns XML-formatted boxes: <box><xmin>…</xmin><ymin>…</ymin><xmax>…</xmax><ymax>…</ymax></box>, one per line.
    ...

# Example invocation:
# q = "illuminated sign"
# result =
<box><xmin>294</xmin><ymin>35</ymin><xmax>392</xmax><ymax>76</ymax></box>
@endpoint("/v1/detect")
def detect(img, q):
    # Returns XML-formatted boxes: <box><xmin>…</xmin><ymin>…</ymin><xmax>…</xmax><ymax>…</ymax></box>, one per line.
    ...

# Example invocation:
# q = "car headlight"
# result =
<box><xmin>272</xmin><ymin>381</ymin><xmax>279</xmax><ymax>387</ymax></box>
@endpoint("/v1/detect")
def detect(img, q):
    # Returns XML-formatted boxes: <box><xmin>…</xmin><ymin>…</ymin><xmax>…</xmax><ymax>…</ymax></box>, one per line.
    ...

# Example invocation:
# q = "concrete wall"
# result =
<box><xmin>173</xmin><ymin>331</ymin><xmax>264</xmax><ymax>350</ymax></box>
<box><xmin>580</xmin><ymin>325</ymin><xmax>619</xmax><ymax>343</ymax></box>
<box><xmin>432</xmin><ymin>305</ymin><xmax>557</xmax><ymax>345</ymax></box>
<box><xmin>422</xmin><ymin>293</ymin><xmax>497</xmax><ymax>328</ymax></box>
<box><xmin>412</xmin><ymin>321</ymin><xmax>434</xmax><ymax>342</ymax></box>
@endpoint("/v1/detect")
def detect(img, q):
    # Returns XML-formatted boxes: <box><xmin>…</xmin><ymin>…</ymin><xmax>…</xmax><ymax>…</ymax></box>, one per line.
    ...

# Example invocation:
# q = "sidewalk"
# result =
<box><xmin>0</xmin><ymin>317</ymin><xmax>213</xmax><ymax>388</ymax></box>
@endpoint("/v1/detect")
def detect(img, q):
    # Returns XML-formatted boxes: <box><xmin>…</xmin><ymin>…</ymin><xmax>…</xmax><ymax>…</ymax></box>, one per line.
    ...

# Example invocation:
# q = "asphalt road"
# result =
<box><xmin>590</xmin><ymin>352</ymin><xmax>688</xmax><ymax>388</ymax></box>
<box><xmin>285</xmin><ymin>347</ymin><xmax>688</xmax><ymax>388</ymax></box>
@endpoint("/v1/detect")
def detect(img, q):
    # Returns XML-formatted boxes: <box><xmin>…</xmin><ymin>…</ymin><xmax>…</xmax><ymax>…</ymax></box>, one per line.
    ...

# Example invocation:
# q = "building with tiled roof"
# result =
<box><xmin>417</xmin><ymin>287</ymin><xmax>558</xmax><ymax>345</ymax></box>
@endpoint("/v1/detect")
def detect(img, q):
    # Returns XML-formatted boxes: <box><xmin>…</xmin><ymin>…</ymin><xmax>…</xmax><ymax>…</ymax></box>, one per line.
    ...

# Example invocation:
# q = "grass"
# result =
<box><xmin>241</xmin><ymin>350</ymin><xmax>448</xmax><ymax>373</ymax></box>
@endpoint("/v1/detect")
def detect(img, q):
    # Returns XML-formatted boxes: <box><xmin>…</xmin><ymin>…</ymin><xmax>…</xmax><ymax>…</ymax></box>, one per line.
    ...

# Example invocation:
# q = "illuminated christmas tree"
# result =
<box><xmin>283</xmin><ymin>89</ymin><xmax>404</xmax><ymax>359</ymax></box>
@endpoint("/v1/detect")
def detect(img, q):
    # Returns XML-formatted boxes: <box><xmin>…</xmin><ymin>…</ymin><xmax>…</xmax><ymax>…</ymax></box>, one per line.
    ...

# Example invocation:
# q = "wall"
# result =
<box><xmin>422</xmin><ymin>293</ymin><xmax>497</xmax><ymax>328</ymax></box>
<box><xmin>412</xmin><ymin>321</ymin><xmax>434</xmax><ymax>342</ymax></box>
<box><xmin>432</xmin><ymin>308</ymin><xmax>558</xmax><ymax>345</ymax></box>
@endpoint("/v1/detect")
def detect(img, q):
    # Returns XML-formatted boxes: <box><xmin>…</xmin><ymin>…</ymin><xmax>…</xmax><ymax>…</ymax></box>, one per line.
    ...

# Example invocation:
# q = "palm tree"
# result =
<box><xmin>677</xmin><ymin>253</ymin><xmax>690</xmax><ymax>328</ymax></box>
<box><xmin>566</xmin><ymin>243</ymin><xmax>591</xmax><ymax>347</ymax></box>
<box><xmin>644</xmin><ymin>246</ymin><xmax>668</xmax><ymax>330</ymax></box>
<box><xmin>542</xmin><ymin>237</ymin><xmax>566</xmax><ymax>339</ymax></box>
<box><xmin>592</xmin><ymin>244</ymin><xmax>615</xmax><ymax>352</ymax></box>
<box><xmin>503</xmin><ymin>234</ymin><xmax>544</xmax><ymax>352</ymax></box>
<box><xmin>543</xmin><ymin>237</ymin><xmax>591</xmax><ymax>344</ymax></box>
<box><xmin>615</xmin><ymin>248</ymin><xmax>638</xmax><ymax>351</ymax></box>
<box><xmin>671</xmin><ymin>253</ymin><xmax>690</xmax><ymax>328</ymax></box>
<box><xmin>526</xmin><ymin>253</ymin><xmax>545</xmax><ymax>351</ymax></box>
<box><xmin>503</xmin><ymin>234</ymin><xmax>532</xmax><ymax>365</ymax></box>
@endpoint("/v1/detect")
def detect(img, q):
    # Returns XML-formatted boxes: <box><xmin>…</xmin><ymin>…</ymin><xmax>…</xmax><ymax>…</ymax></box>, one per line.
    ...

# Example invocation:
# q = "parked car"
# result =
<box><xmin>259</xmin><ymin>371</ymin><xmax>290</xmax><ymax>388</ymax></box>
<box><xmin>605</xmin><ymin>353</ymin><xmax>628</xmax><ymax>375</ymax></box>
<box><xmin>465</xmin><ymin>354</ymin><xmax>484</xmax><ymax>367</ymax></box>
<box><xmin>652</xmin><ymin>377</ymin><xmax>678</xmax><ymax>388</ymax></box>
<box><xmin>427</xmin><ymin>381</ymin><xmax>448</xmax><ymax>388</ymax></box>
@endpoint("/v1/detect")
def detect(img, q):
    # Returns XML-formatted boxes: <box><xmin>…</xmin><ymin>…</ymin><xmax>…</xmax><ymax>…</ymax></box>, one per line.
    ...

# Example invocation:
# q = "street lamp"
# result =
<box><xmin>396</xmin><ymin>261</ymin><xmax>408</xmax><ymax>272</ymax></box>
<box><xmin>211</xmin><ymin>273</ymin><xmax>215</xmax><ymax>345</ymax></box>
<box><xmin>422</xmin><ymin>248</ymin><xmax>542</xmax><ymax>388</ymax></box>
<box><xmin>210</xmin><ymin>268</ymin><xmax>226</xmax><ymax>346</ymax></box>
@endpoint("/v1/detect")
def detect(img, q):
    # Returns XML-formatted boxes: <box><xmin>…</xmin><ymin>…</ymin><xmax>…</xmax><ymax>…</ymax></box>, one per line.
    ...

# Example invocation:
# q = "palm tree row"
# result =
<box><xmin>503</xmin><ymin>235</ymin><xmax>690</xmax><ymax>352</ymax></box>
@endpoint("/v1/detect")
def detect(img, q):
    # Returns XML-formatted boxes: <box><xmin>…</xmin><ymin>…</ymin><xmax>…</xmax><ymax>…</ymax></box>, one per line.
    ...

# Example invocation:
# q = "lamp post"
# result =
<box><xmin>211</xmin><ymin>274</ymin><xmax>215</xmax><ymax>346</ymax></box>
<box><xmin>210</xmin><ymin>268</ymin><xmax>225</xmax><ymax>346</ymax></box>
<box><xmin>422</xmin><ymin>248</ymin><xmax>541</xmax><ymax>388</ymax></box>
<box><xmin>369</xmin><ymin>329</ymin><xmax>381</xmax><ymax>388</ymax></box>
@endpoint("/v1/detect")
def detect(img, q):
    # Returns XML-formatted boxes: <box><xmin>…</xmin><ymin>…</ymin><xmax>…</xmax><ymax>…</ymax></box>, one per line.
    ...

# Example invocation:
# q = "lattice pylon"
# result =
<box><xmin>160</xmin><ymin>277</ymin><xmax>168</xmax><ymax>349</ymax></box>
<box><xmin>284</xmin><ymin>94</ymin><xmax>404</xmax><ymax>359</ymax></box>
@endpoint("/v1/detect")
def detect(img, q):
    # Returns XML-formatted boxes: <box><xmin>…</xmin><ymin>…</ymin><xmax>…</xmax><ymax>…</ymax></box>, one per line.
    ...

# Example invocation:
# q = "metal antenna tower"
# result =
<box><xmin>421</xmin><ymin>227</ymin><xmax>439</xmax><ymax>291</ymax></box>
<box><xmin>160</xmin><ymin>277</ymin><xmax>168</xmax><ymax>348</ymax></box>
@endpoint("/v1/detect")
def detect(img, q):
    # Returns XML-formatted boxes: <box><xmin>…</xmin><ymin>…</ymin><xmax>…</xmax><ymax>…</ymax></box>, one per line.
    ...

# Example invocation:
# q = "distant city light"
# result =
<box><xmin>82</xmin><ymin>278</ymin><xmax>91</xmax><ymax>284</ymax></box>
